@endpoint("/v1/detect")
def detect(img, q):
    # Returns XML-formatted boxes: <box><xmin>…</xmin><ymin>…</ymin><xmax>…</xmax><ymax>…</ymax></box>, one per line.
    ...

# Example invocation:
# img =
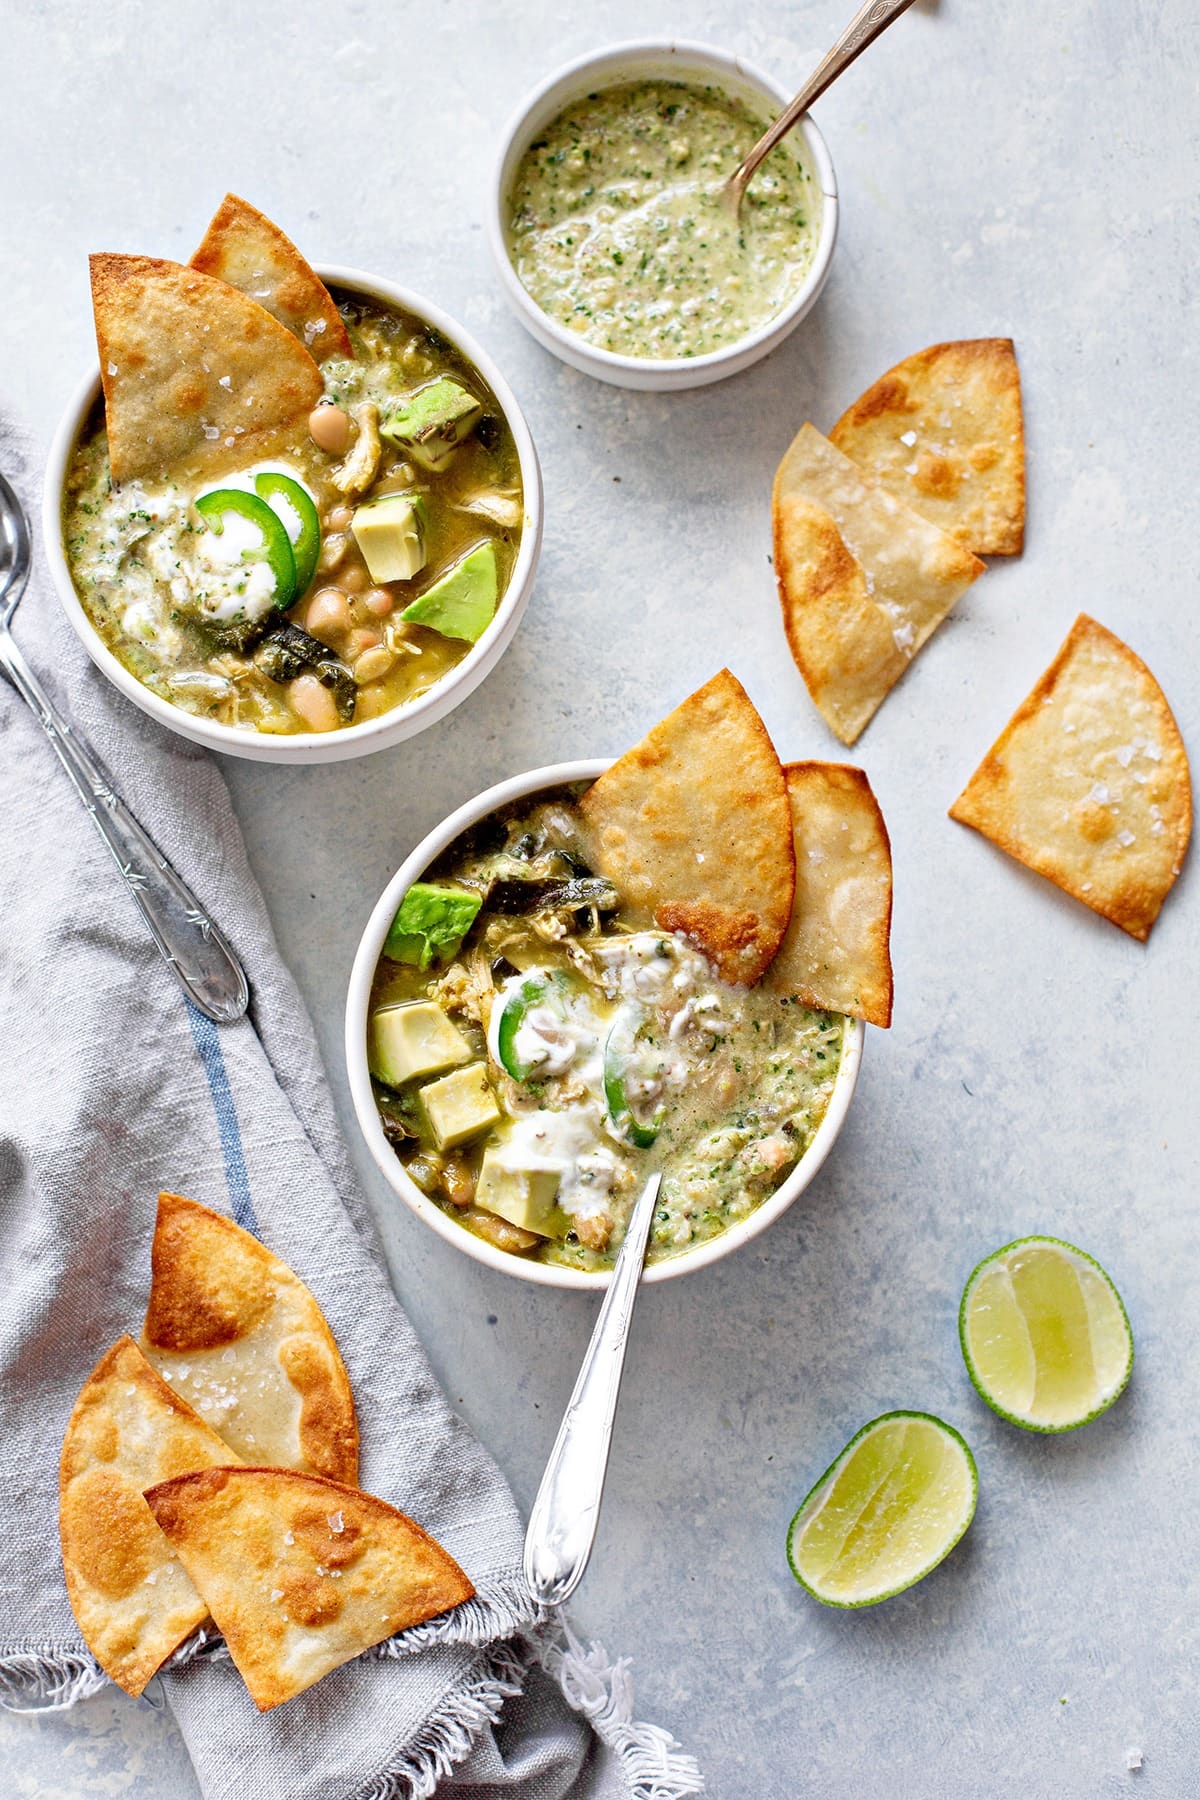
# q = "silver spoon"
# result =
<box><xmin>524</xmin><ymin>1171</ymin><xmax>662</xmax><ymax>1606</ymax></box>
<box><xmin>725</xmin><ymin>0</ymin><xmax>918</xmax><ymax>217</ymax></box>
<box><xmin>0</xmin><ymin>471</ymin><xmax>249</xmax><ymax>1025</ymax></box>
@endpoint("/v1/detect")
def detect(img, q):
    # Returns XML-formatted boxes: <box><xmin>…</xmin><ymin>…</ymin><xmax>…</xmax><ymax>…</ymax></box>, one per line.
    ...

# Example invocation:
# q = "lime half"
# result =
<box><xmin>787</xmin><ymin>1412</ymin><xmax>977</xmax><ymax>1607</ymax></box>
<box><xmin>960</xmin><ymin>1236</ymin><xmax>1133</xmax><ymax>1432</ymax></box>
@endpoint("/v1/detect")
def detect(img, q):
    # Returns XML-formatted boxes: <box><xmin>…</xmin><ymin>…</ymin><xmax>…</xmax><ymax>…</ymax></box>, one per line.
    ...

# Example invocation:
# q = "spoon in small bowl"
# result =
<box><xmin>524</xmin><ymin>1171</ymin><xmax>662</xmax><ymax>1606</ymax></box>
<box><xmin>0</xmin><ymin>471</ymin><xmax>249</xmax><ymax>1025</ymax></box>
<box><xmin>724</xmin><ymin>0</ymin><xmax>918</xmax><ymax>218</ymax></box>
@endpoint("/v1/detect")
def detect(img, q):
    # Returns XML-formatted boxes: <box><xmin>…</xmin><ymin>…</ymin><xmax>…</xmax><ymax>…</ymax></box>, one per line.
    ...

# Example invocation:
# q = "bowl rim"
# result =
<box><xmin>41</xmin><ymin>264</ymin><xmax>543</xmax><ymax>761</ymax></box>
<box><xmin>486</xmin><ymin>37</ymin><xmax>840</xmax><ymax>383</ymax></box>
<box><xmin>345</xmin><ymin>756</ymin><xmax>864</xmax><ymax>1291</ymax></box>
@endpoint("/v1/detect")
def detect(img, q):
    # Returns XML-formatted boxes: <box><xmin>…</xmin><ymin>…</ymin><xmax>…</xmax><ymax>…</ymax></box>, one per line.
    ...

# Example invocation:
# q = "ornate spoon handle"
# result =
<box><xmin>727</xmin><ymin>0</ymin><xmax>918</xmax><ymax>210</ymax></box>
<box><xmin>523</xmin><ymin>1172</ymin><xmax>662</xmax><ymax>1606</ymax></box>
<box><xmin>0</xmin><ymin>630</ymin><xmax>249</xmax><ymax>1024</ymax></box>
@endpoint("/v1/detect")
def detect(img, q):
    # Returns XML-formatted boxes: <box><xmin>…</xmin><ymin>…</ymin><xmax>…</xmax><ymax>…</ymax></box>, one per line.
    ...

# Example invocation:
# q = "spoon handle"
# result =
<box><xmin>730</xmin><ymin>0</ymin><xmax>918</xmax><ymax>201</ymax></box>
<box><xmin>523</xmin><ymin>1172</ymin><xmax>662</xmax><ymax>1607</ymax></box>
<box><xmin>0</xmin><ymin>629</ymin><xmax>249</xmax><ymax>1025</ymax></box>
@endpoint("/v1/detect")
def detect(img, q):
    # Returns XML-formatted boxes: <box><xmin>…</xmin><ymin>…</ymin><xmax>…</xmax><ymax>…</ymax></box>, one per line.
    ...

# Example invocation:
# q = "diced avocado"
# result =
<box><xmin>475</xmin><ymin>1148</ymin><xmax>571</xmax><ymax>1239</ymax></box>
<box><xmin>420</xmin><ymin>1063</ymin><xmax>501</xmax><ymax>1150</ymax></box>
<box><xmin>400</xmin><ymin>543</ymin><xmax>498</xmax><ymax>644</ymax></box>
<box><xmin>369</xmin><ymin>1002</ymin><xmax>470</xmax><ymax>1087</ymax></box>
<box><xmin>384</xmin><ymin>881</ymin><xmax>482</xmax><ymax>970</ymax></box>
<box><xmin>381</xmin><ymin>378</ymin><xmax>483</xmax><ymax>472</ymax></box>
<box><xmin>351</xmin><ymin>492</ymin><xmax>428</xmax><ymax>584</ymax></box>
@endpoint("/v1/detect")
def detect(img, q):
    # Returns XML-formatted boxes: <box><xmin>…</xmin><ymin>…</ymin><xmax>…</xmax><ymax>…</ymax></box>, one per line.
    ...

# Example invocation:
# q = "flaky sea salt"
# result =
<box><xmin>327</xmin><ymin>1511</ymin><xmax>345</xmax><ymax>1534</ymax></box>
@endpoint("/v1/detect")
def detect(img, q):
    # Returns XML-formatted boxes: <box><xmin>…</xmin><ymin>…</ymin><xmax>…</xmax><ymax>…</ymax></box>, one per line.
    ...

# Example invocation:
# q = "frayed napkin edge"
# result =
<box><xmin>0</xmin><ymin>1618</ymin><xmax>704</xmax><ymax>1799</ymax></box>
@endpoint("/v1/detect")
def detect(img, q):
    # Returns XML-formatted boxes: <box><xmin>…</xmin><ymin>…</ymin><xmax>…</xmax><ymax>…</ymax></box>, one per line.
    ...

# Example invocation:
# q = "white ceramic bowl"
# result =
<box><xmin>346</xmin><ymin>759</ymin><xmax>864</xmax><ymax>1290</ymax></box>
<box><xmin>42</xmin><ymin>267</ymin><xmax>543</xmax><ymax>764</ymax></box>
<box><xmin>488</xmin><ymin>40</ymin><xmax>839</xmax><ymax>392</ymax></box>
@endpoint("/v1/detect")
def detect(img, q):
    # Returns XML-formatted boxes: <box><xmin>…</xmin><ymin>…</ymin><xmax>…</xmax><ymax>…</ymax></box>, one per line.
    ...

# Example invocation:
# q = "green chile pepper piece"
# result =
<box><xmin>495</xmin><ymin>974</ymin><xmax>553</xmax><ymax>1082</ymax></box>
<box><xmin>603</xmin><ymin>1015</ymin><xmax>664</xmax><ymax>1149</ymax></box>
<box><xmin>193</xmin><ymin>489</ymin><xmax>297</xmax><ymax>613</ymax></box>
<box><xmin>254</xmin><ymin>472</ymin><xmax>322</xmax><ymax>598</ymax></box>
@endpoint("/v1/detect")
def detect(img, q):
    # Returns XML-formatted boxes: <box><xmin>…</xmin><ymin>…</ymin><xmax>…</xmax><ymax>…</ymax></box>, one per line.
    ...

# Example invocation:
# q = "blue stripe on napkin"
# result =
<box><xmin>185</xmin><ymin>999</ymin><xmax>260</xmax><ymax>1236</ymax></box>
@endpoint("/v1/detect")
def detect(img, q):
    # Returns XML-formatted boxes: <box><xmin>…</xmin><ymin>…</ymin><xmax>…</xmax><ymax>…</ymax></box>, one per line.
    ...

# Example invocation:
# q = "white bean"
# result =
<box><xmin>309</xmin><ymin>405</ymin><xmax>352</xmax><ymax>455</ymax></box>
<box><xmin>288</xmin><ymin>673</ymin><xmax>340</xmax><ymax>733</ymax></box>
<box><xmin>306</xmin><ymin>587</ymin><xmax>351</xmax><ymax>645</ymax></box>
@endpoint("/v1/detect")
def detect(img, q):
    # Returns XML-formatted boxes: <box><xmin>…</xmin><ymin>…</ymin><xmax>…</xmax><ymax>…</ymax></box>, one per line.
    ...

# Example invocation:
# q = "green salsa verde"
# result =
<box><xmin>506</xmin><ymin>78</ymin><xmax>821</xmax><ymax>360</ymax></box>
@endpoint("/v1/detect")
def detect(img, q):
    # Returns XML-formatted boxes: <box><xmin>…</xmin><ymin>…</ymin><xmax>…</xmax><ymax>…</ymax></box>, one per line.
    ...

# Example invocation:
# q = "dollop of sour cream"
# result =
<box><xmin>188</xmin><ymin>462</ymin><xmax>317</xmax><ymax>624</ymax></box>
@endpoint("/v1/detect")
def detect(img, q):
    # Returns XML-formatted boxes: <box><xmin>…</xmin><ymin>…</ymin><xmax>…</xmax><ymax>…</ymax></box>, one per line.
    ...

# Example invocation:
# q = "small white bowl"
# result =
<box><xmin>346</xmin><ymin>759</ymin><xmax>863</xmax><ymax>1290</ymax></box>
<box><xmin>488</xmin><ymin>40</ymin><xmax>839</xmax><ymax>392</ymax></box>
<box><xmin>43</xmin><ymin>267</ymin><xmax>543</xmax><ymax>764</ymax></box>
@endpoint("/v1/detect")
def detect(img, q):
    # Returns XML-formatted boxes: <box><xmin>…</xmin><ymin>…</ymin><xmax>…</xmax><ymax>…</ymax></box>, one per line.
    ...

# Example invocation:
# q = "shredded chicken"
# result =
<box><xmin>575</xmin><ymin>1215</ymin><xmax>611</xmax><ymax>1252</ymax></box>
<box><xmin>430</xmin><ymin>950</ymin><xmax>495</xmax><ymax>1030</ymax></box>
<box><xmin>454</xmin><ymin>490</ymin><xmax>523</xmax><ymax>530</ymax></box>
<box><xmin>330</xmin><ymin>402</ymin><xmax>381</xmax><ymax>497</ymax></box>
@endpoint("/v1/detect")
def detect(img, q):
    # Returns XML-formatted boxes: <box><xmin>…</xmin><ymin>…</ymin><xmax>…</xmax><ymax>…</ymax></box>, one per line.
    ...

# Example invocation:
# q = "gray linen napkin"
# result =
<box><xmin>0</xmin><ymin>412</ymin><xmax>702</xmax><ymax>1800</ymax></box>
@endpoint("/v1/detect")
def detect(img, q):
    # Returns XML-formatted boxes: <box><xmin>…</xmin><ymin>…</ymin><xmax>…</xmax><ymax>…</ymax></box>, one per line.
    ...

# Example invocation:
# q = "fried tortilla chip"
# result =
<box><xmin>773</xmin><ymin>425</ymin><xmax>984</xmax><ymax>744</ymax></box>
<box><xmin>141</xmin><ymin>1193</ymin><xmax>358</xmax><ymax>1485</ymax></box>
<box><xmin>191</xmin><ymin>193</ymin><xmax>353</xmax><ymax>362</ymax></box>
<box><xmin>144</xmin><ymin>1467</ymin><xmax>474</xmax><ymax>1710</ymax></box>
<box><xmin>766</xmin><ymin>763</ymin><xmax>893</xmax><ymax>1026</ymax></box>
<box><xmin>59</xmin><ymin>1336</ymin><xmax>239</xmax><ymax>1697</ymax></box>
<box><xmin>578</xmin><ymin>670</ymin><xmax>794</xmax><ymax>984</ymax></box>
<box><xmin>950</xmin><ymin>615</ymin><xmax>1191</xmax><ymax>940</ymax></box>
<box><xmin>90</xmin><ymin>254</ymin><xmax>324</xmax><ymax>483</ymax></box>
<box><xmin>830</xmin><ymin>339</ymin><xmax>1025</xmax><ymax>555</ymax></box>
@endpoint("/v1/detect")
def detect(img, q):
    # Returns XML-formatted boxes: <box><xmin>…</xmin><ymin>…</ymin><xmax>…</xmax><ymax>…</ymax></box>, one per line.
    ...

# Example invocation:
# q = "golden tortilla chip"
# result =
<box><xmin>90</xmin><ymin>254</ymin><xmax>324</xmax><ymax>484</ymax></box>
<box><xmin>950</xmin><ymin>615</ymin><xmax>1192</xmax><ymax>940</ymax></box>
<box><xmin>830</xmin><ymin>338</ymin><xmax>1025</xmax><ymax>555</ymax></box>
<box><xmin>141</xmin><ymin>1193</ymin><xmax>358</xmax><ymax>1485</ymax></box>
<box><xmin>144</xmin><ymin>1467</ymin><xmax>474</xmax><ymax>1710</ymax></box>
<box><xmin>766</xmin><ymin>763</ymin><xmax>893</xmax><ymax>1027</ymax></box>
<box><xmin>191</xmin><ymin>193</ymin><xmax>353</xmax><ymax>362</ymax></box>
<box><xmin>59</xmin><ymin>1336</ymin><xmax>239</xmax><ymax>1697</ymax></box>
<box><xmin>578</xmin><ymin>670</ymin><xmax>794</xmax><ymax>984</ymax></box>
<box><xmin>773</xmin><ymin>425</ymin><xmax>984</xmax><ymax>744</ymax></box>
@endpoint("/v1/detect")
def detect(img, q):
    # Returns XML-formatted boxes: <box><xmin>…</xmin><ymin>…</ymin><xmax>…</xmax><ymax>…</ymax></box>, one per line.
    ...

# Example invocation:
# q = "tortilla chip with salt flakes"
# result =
<box><xmin>191</xmin><ymin>193</ymin><xmax>353</xmax><ymax>362</ymax></box>
<box><xmin>59</xmin><ymin>1336</ymin><xmax>240</xmax><ymax>1697</ymax></box>
<box><xmin>141</xmin><ymin>1193</ymin><xmax>358</xmax><ymax>1485</ymax></box>
<box><xmin>773</xmin><ymin>425</ymin><xmax>984</xmax><ymax>745</ymax></box>
<box><xmin>90</xmin><ymin>254</ymin><xmax>324</xmax><ymax>484</ymax></box>
<box><xmin>144</xmin><ymin>1467</ymin><xmax>474</xmax><ymax>1711</ymax></box>
<box><xmin>950</xmin><ymin>614</ymin><xmax>1191</xmax><ymax>941</ymax></box>
<box><xmin>831</xmin><ymin>338</ymin><xmax>1026</xmax><ymax>555</ymax></box>
<box><xmin>766</xmin><ymin>763</ymin><xmax>894</xmax><ymax>1027</ymax></box>
<box><xmin>578</xmin><ymin>670</ymin><xmax>794</xmax><ymax>984</ymax></box>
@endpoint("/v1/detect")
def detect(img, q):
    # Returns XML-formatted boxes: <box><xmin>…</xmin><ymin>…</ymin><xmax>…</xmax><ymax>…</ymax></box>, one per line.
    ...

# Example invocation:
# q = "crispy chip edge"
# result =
<box><xmin>144</xmin><ymin>1193</ymin><xmax>360</xmax><ymax>1486</ymax></box>
<box><xmin>949</xmin><ymin>613</ymin><xmax>1193</xmax><ymax>940</ymax></box>
<box><xmin>829</xmin><ymin>337</ymin><xmax>1026</xmax><ymax>555</ymax></box>
<box><xmin>579</xmin><ymin>668</ymin><xmax>796</xmax><ymax>983</ymax></box>
<box><xmin>190</xmin><ymin>192</ymin><xmax>353</xmax><ymax>361</ymax></box>
<box><xmin>772</xmin><ymin>760</ymin><xmax>894</xmax><ymax>1027</ymax></box>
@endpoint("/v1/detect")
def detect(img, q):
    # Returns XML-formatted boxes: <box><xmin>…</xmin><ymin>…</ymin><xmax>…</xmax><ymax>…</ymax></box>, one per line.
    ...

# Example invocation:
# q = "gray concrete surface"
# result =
<box><xmin>3</xmin><ymin>0</ymin><xmax>1198</xmax><ymax>1792</ymax></box>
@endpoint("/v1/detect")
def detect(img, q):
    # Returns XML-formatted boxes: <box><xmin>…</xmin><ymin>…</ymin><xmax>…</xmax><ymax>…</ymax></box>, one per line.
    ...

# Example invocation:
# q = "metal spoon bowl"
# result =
<box><xmin>0</xmin><ymin>470</ymin><xmax>249</xmax><ymax>1024</ymax></box>
<box><xmin>725</xmin><ymin>0</ymin><xmax>917</xmax><ymax>217</ymax></box>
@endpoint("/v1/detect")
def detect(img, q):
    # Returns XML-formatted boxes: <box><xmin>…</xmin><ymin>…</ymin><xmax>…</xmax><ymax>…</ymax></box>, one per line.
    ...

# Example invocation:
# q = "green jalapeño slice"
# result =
<box><xmin>494</xmin><ymin>973</ymin><xmax>556</xmax><ymax>1082</ymax></box>
<box><xmin>603</xmin><ymin>1008</ymin><xmax>667</xmax><ymax>1149</ymax></box>
<box><xmin>193</xmin><ymin>488</ymin><xmax>297</xmax><ymax>614</ymax></box>
<box><xmin>254</xmin><ymin>471</ymin><xmax>322</xmax><ymax>597</ymax></box>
